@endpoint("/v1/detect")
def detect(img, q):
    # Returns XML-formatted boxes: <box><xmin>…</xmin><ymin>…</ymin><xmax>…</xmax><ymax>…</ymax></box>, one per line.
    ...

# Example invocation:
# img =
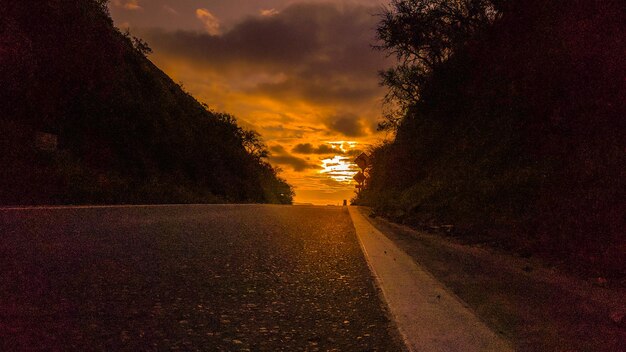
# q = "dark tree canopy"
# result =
<box><xmin>376</xmin><ymin>0</ymin><xmax>499</xmax><ymax>129</ymax></box>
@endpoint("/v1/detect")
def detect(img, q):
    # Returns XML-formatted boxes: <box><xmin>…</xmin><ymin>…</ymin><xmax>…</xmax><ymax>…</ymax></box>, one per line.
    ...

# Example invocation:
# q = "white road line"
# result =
<box><xmin>349</xmin><ymin>206</ymin><xmax>514</xmax><ymax>352</ymax></box>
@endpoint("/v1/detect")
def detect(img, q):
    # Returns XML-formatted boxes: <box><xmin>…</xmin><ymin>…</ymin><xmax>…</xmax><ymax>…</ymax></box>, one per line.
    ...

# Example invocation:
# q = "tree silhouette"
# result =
<box><xmin>375</xmin><ymin>0</ymin><xmax>498</xmax><ymax>129</ymax></box>
<box><xmin>362</xmin><ymin>0</ymin><xmax>625</xmax><ymax>277</ymax></box>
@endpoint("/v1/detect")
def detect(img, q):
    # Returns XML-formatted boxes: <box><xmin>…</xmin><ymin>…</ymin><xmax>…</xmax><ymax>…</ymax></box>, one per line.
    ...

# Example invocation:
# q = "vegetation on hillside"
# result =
<box><xmin>0</xmin><ymin>0</ymin><xmax>293</xmax><ymax>205</ymax></box>
<box><xmin>356</xmin><ymin>0</ymin><xmax>624</xmax><ymax>277</ymax></box>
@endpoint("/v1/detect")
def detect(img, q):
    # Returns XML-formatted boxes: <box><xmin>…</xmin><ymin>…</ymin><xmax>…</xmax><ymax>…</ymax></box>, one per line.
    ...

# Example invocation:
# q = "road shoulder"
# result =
<box><xmin>349</xmin><ymin>206</ymin><xmax>514</xmax><ymax>352</ymax></box>
<box><xmin>352</xmin><ymin>206</ymin><xmax>626</xmax><ymax>352</ymax></box>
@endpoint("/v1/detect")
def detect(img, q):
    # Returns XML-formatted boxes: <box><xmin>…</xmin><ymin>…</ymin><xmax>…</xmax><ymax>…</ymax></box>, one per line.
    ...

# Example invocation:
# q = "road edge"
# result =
<box><xmin>348</xmin><ymin>206</ymin><xmax>514</xmax><ymax>352</ymax></box>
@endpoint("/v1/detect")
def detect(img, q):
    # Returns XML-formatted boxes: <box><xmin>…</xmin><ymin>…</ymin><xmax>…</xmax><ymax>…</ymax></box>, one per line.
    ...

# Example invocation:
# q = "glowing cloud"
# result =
<box><xmin>320</xmin><ymin>155</ymin><xmax>359</xmax><ymax>183</ymax></box>
<box><xmin>196</xmin><ymin>8</ymin><xmax>221</xmax><ymax>35</ymax></box>
<box><xmin>112</xmin><ymin>0</ymin><xmax>142</xmax><ymax>11</ymax></box>
<box><xmin>260</xmin><ymin>9</ymin><xmax>279</xmax><ymax>17</ymax></box>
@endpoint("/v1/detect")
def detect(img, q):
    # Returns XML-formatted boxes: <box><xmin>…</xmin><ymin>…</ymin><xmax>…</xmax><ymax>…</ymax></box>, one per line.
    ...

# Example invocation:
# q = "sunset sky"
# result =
<box><xmin>109</xmin><ymin>0</ymin><xmax>393</xmax><ymax>204</ymax></box>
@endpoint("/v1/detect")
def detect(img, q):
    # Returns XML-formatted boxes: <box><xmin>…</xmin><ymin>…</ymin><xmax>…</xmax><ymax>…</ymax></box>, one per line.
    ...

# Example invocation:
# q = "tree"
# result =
<box><xmin>376</xmin><ymin>0</ymin><xmax>499</xmax><ymax>130</ymax></box>
<box><xmin>131</xmin><ymin>35</ymin><xmax>153</xmax><ymax>56</ymax></box>
<box><xmin>241</xmin><ymin>130</ymin><xmax>269</xmax><ymax>160</ymax></box>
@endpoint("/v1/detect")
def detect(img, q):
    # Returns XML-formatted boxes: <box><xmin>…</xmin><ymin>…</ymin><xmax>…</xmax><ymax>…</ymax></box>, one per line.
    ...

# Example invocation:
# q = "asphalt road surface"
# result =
<box><xmin>0</xmin><ymin>204</ymin><xmax>403</xmax><ymax>351</ymax></box>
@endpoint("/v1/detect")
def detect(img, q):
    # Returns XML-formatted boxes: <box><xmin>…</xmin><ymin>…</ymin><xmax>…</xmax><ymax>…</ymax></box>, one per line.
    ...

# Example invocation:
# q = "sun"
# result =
<box><xmin>319</xmin><ymin>142</ymin><xmax>360</xmax><ymax>183</ymax></box>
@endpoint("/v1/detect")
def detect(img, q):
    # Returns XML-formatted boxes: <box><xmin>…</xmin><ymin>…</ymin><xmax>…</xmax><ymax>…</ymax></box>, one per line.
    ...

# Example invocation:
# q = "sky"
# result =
<box><xmin>109</xmin><ymin>0</ymin><xmax>393</xmax><ymax>204</ymax></box>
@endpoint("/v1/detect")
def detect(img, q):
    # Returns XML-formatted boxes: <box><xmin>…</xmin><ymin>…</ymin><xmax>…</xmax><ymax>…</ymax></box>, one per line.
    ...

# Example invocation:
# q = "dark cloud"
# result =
<box><xmin>291</xmin><ymin>143</ymin><xmax>314</xmax><ymax>154</ymax></box>
<box><xmin>111</xmin><ymin>0</ymin><xmax>385</xmax><ymax>32</ymax></box>
<box><xmin>136</xmin><ymin>2</ymin><xmax>387</xmax><ymax>105</ymax></box>
<box><xmin>270</xmin><ymin>155</ymin><xmax>319</xmax><ymax>172</ymax></box>
<box><xmin>325</xmin><ymin>113</ymin><xmax>366</xmax><ymax>137</ymax></box>
<box><xmin>260</xmin><ymin>124</ymin><xmax>326</xmax><ymax>140</ymax></box>
<box><xmin>140</xmin><ymin>14</ymin><xmax>316</xmax><ymax>67</ymax></box>
<box><xmin>292</xmin><ymin>143</ymin><xmax>339</xmax><ymax>155</ymax></box>
<box><xmin>251</xmin><ymin>77</ymin><xmax>379</xmax><ymax>105</ymax></box>
<box><xmin>269</xmin><ymin>144</ymin><xmax>286</xmax><ymax>153</ymax></box>
<box><xmin>269</xmin><ymin>144</ymin><xmax>320</xmax><ymax>172</ymax></box>
<box><xmin>138</xmin><ymin>4</ymin><xmax>341</xmax><ymax>67</ymax></box>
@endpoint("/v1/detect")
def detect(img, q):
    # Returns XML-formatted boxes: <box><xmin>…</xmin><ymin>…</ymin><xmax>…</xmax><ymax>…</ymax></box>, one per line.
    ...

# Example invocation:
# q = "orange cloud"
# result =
<box><xmin>196</xmin><ymin>8</ymin><xmax>221</xmax><ymax>35</ymax></box>
<box><xmin>112</xmin><ymin>0</ymin><xmax>142</xmax><ymax>11</ymax></box>
<box><xmin>260</xmin><ymin>9</ymin><xmax>279</xmax><ymax>17</ymax></box>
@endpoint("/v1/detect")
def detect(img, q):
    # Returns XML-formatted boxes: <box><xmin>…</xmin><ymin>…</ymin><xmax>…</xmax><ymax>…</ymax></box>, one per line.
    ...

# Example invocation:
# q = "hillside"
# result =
<box><xmin>0</xmin><ymin>0</ymin><xmax>293</xmax><ymax>205</ymax></box>
<box><xmin>357</xmin><ymin>0</ymin><xmax>625</xmax><ymax>278</ymax></box>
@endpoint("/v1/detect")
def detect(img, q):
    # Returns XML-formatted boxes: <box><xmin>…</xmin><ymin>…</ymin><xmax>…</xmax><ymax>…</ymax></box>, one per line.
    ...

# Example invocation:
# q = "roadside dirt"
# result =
<box><xmin>357</xmin><ymin>207</ymin><xmax>626</xmax><ymax>352</ymax></box>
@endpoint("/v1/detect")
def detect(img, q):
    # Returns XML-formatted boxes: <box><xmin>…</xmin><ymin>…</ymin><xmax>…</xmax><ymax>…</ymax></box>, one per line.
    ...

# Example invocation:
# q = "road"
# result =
<box><xmin>0</xmin><ymin>205</ymin><xmax>403</xmax><ymax>351</ymax></box>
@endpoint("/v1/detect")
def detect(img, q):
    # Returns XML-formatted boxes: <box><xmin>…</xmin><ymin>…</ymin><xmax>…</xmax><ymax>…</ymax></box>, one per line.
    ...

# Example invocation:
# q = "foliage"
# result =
<box><xmin>122</xmin><ymin>29</ymin><xmax>153</xmax><ymax>57</ymax></box>
<box><xmin>361</xmin><ymin>0</ymin><xmax>625</xmax><ymax>277</ymax></box>
<box><xmin>375</xmin><ymin>0</ymin><xmax>499</xmax><ymax>129</ymax></box>
<box><xmin>0</xmin><ymin>0</ymin><xmax>293</xmax><ymax>205</ymax></box>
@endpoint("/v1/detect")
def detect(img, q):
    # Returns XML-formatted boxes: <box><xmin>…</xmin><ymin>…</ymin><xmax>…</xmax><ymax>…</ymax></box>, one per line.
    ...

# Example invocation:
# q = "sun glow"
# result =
<box><xmin>319</xmin><ymin>142</ymin><xmax>360</xmax><ymax>183</ymax></box>
<box><xmin>320</xmin><ymin>156</ymin><xmax>356</xmax><ymax>183</ymax></box>
<box><xmin>328</xmin><ymin>141</ymin><xmax>358</xmax><ymax>153</ymax></box>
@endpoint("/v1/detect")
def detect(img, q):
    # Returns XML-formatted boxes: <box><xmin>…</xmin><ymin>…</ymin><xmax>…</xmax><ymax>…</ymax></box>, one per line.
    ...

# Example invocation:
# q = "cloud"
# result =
<box><xmin>112</xmin><ymin>0</ymin><xmax>142</xmax><ymax>11</ymax></box>
<box><xmin>138</xmin><ymin>3</ymin><xmax>385</xmax><ymax>84</ymax></box>
<box><xmin>269</xmin><ymin>144</ymin><xmax>286</xmax><ymax>153</ymax></box>
<box><xmin>292</xmin><ymin>143</ymin><xmax>340</xmax><ymax>155</ymax></box>
<box><xmin>325</xmin><ymin>113</ymin><xmax>366</xmax><ymax>137</ymax></box>
<box><xmin>260</xmin><ymin>9</ymin><xmax>279</xmax><ymax>17</ymax></box>
<box><xmin>141</xmin><ymin>12</ymin><xmax>317</xmax><ymax>67</ymax></box>
<box><xmin>251</xmin><ymin>77</ymin><xmax>379</xmax><ymax>106</ymax></box>
<box><xmin>135</xmin><ymin>2</ymin><xmax>387</xmax><ymax>140</ymax></box>
<box><xmin>196</xmin><ymin>8</ymin><xmax>221</xmax><ymax>35</ymax></box>
<box><xmin>346</xmin><ymin>148</ymin><xmax>365</xmax><ymax>157</ymax></box>
<box><xmin>270</xmin><ymin>155</ymin><xmax>320</xmax><ymax>172</ymax></box>
<box><xmin>269</xmin><ymin>144</ymin><xmax>320</xmax><ymax>172</ymax></box>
